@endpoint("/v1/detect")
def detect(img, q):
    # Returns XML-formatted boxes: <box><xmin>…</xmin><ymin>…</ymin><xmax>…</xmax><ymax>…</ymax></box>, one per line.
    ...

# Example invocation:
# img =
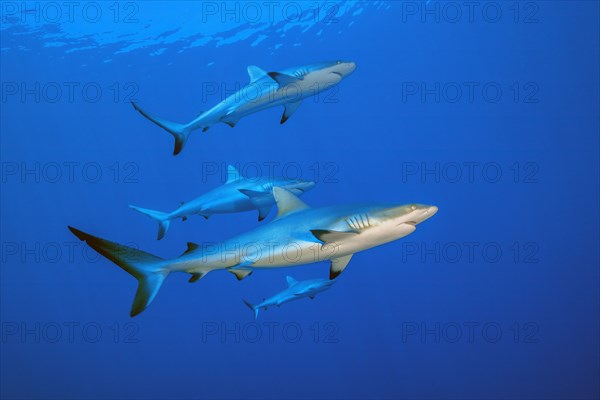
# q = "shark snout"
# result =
<box><xmin>414</xmin><ymin>205</ymin><xmax>438</xmax><ymax>224</ymax></box>
<box><xmin>295</xmin><ymin>179</ymin><xmax>316</xmax><ymax>193</ymax></box>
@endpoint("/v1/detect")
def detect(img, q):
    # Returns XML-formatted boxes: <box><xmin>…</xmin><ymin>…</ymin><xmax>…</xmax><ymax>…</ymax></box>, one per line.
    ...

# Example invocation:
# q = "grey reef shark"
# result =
<box><xmin>129</xmin><ymin>165</ymin><xmax>315</xmax><ymax>239</ymax></box>
<box><xmin>131</xmin><ymin>60</ymin><xmax>357</xmax><ymax>155</ymax></box>
<box><xmin>69</xmin><ymin>188</ymin><xmax>438</xmax><ymax>317</ymax></box>
<box><xmin>243</xmin><ymin>276</ymin><xmax>337</xmax><ymax>320</ymax></box>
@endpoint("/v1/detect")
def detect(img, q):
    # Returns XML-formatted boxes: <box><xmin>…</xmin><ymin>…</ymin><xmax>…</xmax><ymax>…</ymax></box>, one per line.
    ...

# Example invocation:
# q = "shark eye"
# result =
<box><xmin>411</xmin><ymin>205</ymin><xmax>417</xmax><ymax>211</ymax></box>
<box><xmin>336</xmin><ymin>61</ymin><xmax>342</xmax><ymax>64</ymax></box>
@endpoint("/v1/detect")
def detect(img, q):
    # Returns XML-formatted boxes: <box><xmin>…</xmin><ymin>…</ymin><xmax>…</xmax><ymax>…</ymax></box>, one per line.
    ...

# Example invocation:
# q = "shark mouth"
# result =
<box><xmin>331</xmin><ymin>71</ymin><xmax>343</xmax><ymax>78</ymax></box>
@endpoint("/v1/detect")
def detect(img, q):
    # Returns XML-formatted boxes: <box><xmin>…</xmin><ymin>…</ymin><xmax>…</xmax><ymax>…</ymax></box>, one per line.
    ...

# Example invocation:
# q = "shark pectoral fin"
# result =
<box><xmin>238</xmin><ymin>188</ymin><xmax>270</xmax><ymax>203</ymax></box>
<box><xmin>188</xmin><ymin>272</ymin><xmax>204</xmax><ymax>283</ymax></box>
<box><xmin>238</xmin><ymin>189</ymin><xmax>273</xmax><ymax>221</ymax></box>
<box><xmin>267</xmin><ymin>72</ymin><xmax>302</xmax><ymax>87</ymax></box>
<box><xmin>286</xmin><ymin>276</ymin><xmax>298</xmax><ymax>287</ymax></box>
<box><xmin>247</xmin><ymin>65</ymin><xmax>269</xmax><ymax>83</ymax></box>
<box><xmin>330</xmin><ymin>254</ymin><xmax>353</xmax><ymax>280</ymax></box>
<box><xmin>311</xmin><ymin>229</ymin><xmax>359</xmax><ymax>245</ymax></box>
<box><xmin>180</xmin><ymin>242</ymin><xmax>200</xmax><ymax>256</ymax></box>
<box><xmin>258</xmin><ymin>206</ymin><xmax>272</xmax><ymax>222</ymax></box>
<box><xmin>228</xmin><ymin>267</ymin><xmax>253</xmax><ymax>281</ymax></box>
<box><xmin>273</xmin><ymin>187</ymin><xmax>310</xmax><ymax>219</ymax></box>
<box><xmin>226</xmin><ymin>165</ymin><xmax>242</xmax><ymax>183</ymax></box>
<box><xmin>281</xmin><ymin>100</ymin><xmax>302</xmax><ymax>124</ymax></box>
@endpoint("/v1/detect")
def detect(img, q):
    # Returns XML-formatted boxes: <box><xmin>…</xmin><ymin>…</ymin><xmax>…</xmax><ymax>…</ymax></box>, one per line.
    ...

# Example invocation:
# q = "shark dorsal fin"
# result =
<box><xmin>226</xmin><ymin>165</ymin><xmax>241</xmax><ymax>183</ymax></box>
<box><xmin>247</xmin><ymin>65</ymin><xmax>268</xmax><ymax>83</ymax></box>
<box><xmin>273</xmin><ymin>187</ymin><xmax>310</xmax><ymax>219</ymax></box>
<box><xmin>181</xmin><ymin>242</ymin><xmax>200</xmax><ymax>256</ymax></box>
<box><xmin>286</xmin><ymin>276</ymin><xmax>298</xmax><ymax>287</ymax></box>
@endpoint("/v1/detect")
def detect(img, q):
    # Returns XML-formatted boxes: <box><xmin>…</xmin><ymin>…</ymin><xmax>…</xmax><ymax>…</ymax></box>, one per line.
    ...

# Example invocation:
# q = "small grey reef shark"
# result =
<box><xmin>244</xmin><ymin>276</ymin><xmax>336</xmax><ymax>320</ymax></box>
<box><xmin>68</xmin><ymin>188</ymin><xmax>438</xmax><ymax>317</ymax></box>
<box><xmin>129</xmin><ymin>165</ymin><xmax>316</xmax><ymax>240</ymax></box>
<box><xmin>131</xmin><ymin>60</ymin><xmax>357</xmax><ymax>155</ymax></box>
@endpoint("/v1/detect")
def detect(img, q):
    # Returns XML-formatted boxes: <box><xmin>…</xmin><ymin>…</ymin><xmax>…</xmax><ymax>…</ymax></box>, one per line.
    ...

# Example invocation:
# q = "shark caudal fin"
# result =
<box><xmin>129</xmin><ymin>205</ymin><xmax>171</xmax><ymax>240</ymax></box>
<box><xmin>243</xmin><ymin>299</ymin><xmax>259</xmax><ymax>320</ymax></box>
<box><xmin>130</xmin><ymin>102</ymin><xmax>195</xmax><ymax>155</ymax></box>
<box><xmin>68</xmin><ymin>226</ymin><xmax>168</xmax><ymax>317</ymax></box>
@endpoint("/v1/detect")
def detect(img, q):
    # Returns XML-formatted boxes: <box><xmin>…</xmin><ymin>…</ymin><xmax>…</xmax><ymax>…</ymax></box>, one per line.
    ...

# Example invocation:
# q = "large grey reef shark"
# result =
<box><xmin>131</xmin><ymin>60</ymin><xmax>357</xmax><ymax>155</ymax></box>
<box><xmin>129</xmin><ymin>165</ymin><xmax>316</xmax><ymax>240</ymax></box>
<box><xmin>69</xmin><ymin>188</ymin><xmax>438</xmax><ymax>317</ymax></box>
<box><xmin>244</xmin><ymin>276</ymin><xmax>337</xmax><ymax>320</ymax></box>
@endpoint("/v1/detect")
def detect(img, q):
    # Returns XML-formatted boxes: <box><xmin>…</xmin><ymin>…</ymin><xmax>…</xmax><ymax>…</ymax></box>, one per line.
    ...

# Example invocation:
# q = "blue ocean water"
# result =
<box><xmin>1</xmin><ymin>1</ymin><xmax>599</xmax><ymax>399</ymax></box>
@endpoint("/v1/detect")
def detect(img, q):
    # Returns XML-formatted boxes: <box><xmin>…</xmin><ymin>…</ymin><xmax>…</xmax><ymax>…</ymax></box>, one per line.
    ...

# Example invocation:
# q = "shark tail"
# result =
<box><xmin>243</xmin><ymin>299</ymin><xmax>259</xmax><ymax>320</ymax></box>
<box><xmin>130</xmin><ymin>102</ymin><xmax>196</xmax><ymax>155</ymax></box>
<box><xmin>68</xmin><ymin>226</ymin><xmax>168</xmax><ymax>317</ymax></box>
<box><xmin>129</xmin><ymin>205</ymin><xmax>171</xmax><ymax>240</ymax></box>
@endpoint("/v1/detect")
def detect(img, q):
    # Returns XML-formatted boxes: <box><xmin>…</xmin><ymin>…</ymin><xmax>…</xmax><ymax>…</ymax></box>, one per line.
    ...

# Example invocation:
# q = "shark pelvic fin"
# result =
<box><xmin>330</xmin><ymin>254</ymin><xmax>353</xmax><ymax>279</ymax></box>
<box><xmin>286</xmin><ymin>276</ymin><xmax>298</xmax><ymax>287</ymax></box>
<box><xmin>247</xmin><ymin>65</ymin><xmax>269</xmax><ymax>83</ymax></box>
<box><xmin>268</xmin><ymin>72</ymin><xmax>303</xmax><ymax>87</ymax></box>
<box><xmin>188</xmin><ymin>272</ymin><xmax>204</xmax><ymax>283</ymax></box>
<box><xmin>226</xmin><ymin>165</ymin><xmax>242</xmax><ymax>183</ymax></box>
<box><xmin>229</xmin><ymin>268</ymin><xmax>253</xmax><ymax>281</ymax></box>
<box><xmin>273</xmin><ymin>187</ymin><xmax>310</xmax><ymax>219</ymax></box>
<box><xmin>281</xmin><ymin>100</ymin><xmax>302</xmax><ymax>124</ymax></box>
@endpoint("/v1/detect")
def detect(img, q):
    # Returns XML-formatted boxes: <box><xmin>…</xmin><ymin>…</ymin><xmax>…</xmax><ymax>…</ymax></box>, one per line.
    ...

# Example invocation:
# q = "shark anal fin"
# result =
<box><xmin>281</xmin><ymin>100</ymin><xmax>302</xmax><ymax>124</ymax></box>
<box><xmin>330</xmin><ymin>254</ymin><xmax>353</xmax><ymax>279</ymax></box>
<box><xmin>268</xmin><ymin>72</ymin><xmax>303</xmax><ymax>87</ymax></box>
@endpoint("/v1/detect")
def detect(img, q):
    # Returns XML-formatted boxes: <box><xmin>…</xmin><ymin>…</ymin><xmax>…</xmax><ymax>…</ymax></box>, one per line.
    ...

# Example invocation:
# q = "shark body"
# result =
<box><xmin>131</xmin><ymin>60</ymin><xmax>357</xmax><ymax>155</ymax></box>
<box><xmin>129</xmin><ymin>165</ymin><xmax>315</xmax><ymax>239</ymax></box>
<box><xmin>69</xmin><ymin>188</ymin><xmax>437</xmax><ymax>316</ymax></box>
<box><xmin>243</xmin><ymin>276</ymin><xmax>336</xmax><ymax>319</ymax></box>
